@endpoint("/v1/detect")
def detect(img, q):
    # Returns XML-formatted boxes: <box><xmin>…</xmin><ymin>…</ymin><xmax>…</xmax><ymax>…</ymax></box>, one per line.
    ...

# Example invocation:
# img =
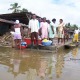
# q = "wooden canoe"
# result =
<box><xmin>64</xmin><ymin>43</ymin><xmax>79</xmax><ymax>49</ymax></box>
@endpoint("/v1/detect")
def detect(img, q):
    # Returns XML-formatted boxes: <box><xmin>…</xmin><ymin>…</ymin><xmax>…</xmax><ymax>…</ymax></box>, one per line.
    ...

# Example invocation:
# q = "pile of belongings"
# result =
<box><xmin>42</xmin><ymin>39</ymin><xmax>52</xmax><ymax>46</ymax></box>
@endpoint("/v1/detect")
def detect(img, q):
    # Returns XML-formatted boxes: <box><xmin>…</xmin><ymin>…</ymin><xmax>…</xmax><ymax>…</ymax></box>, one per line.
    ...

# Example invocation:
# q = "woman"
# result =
<box><xmin>57</xmin><ymin>19</ymin><xmax>65</xmax><ymax>45</ymax></box>
<box><xmin>13</xmin><ymin>20</ymin><xmax>23</xmax><ymax>48</ymax></box>
<box><xmin>40</xmin><ymin>17</ymin><xmax>49</xmax><ymax>40</ymax></box>
<box><xmin>48</xmin><ymin>19</ymin><xmax>56</xmax><ymax>44</ymax></box>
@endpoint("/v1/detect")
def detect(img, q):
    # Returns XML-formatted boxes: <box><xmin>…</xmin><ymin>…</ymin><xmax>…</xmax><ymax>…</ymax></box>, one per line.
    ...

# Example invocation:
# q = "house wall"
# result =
<box><xmin>0</xmin><ymin>22</ymin><xmax>11</xmax><ymax>36</ymax></box>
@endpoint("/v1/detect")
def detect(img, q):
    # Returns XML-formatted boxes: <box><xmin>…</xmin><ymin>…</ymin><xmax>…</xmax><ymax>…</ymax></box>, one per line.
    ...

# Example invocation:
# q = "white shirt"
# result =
<box><xmin>10</xmin><ymin>28</ymin><xmax>21</xmax><ymax>36</ymax></box>
<box><xmin>29</xmin><ymin>19</ymin><xmax>39</xmax><ymax>33</ymax></box>
<box><xmin>14</xmin><ymin>28</ymin><xmax>21</xmax><ymax>34</ymax></box>
<box><xmin>74</xmin><ymin>29</ymin><xmax>80</xmax><ymax>34</ymax></box>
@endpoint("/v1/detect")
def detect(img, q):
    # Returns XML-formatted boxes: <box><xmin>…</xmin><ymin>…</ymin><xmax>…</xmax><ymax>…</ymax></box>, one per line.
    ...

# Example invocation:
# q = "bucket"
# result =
<box><xmin>18</xmin><ymin>41</ymin><xmax>27</xmax><ymax>49</ymax></box>
<box><xmin>24</xmin><ymin>38</ymin><xmax>42</xmax><ymax>45</ymax></box>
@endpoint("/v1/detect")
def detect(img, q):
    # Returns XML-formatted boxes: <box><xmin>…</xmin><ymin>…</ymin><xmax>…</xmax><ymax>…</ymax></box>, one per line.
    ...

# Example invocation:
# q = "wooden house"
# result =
<box><xmin>0</xmin><ymin>12</ymin><xmax>40</xmax><ymax>36</ymax></box>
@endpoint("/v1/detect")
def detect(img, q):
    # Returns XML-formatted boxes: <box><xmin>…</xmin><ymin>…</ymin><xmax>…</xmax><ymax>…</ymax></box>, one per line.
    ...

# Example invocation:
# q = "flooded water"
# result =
<box><xmin>0</xmin><ymin>47</ymin><xmax>80</xmax><ymax>80</ymax></box>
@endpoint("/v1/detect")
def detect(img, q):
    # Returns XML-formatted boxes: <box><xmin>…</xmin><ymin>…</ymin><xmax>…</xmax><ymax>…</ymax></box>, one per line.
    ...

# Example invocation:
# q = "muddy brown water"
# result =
<box><xmin>0</xmin><ymin>47</ymin><xmax>80</xmax><ymax>80</ymax></box>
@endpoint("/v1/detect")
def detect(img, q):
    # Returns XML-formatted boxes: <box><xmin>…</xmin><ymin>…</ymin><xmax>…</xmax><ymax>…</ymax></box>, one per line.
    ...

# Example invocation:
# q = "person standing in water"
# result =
<box><xmin>57</xmin><ymin>19</ymin><xmax>65</xmax><ymax>45</ymax></box>
<box><xmin>48</xmin><ymin>19</ymin><xmax>56</xmax><ymax>44</ymax></box>
<box><xmin>28</xmin><ymin>14</ymin><xmax>39</xmax><ymax>48</ymax></box>
<box><xmin>40</xmin><ymin>17</ymin><xmax>49</xmax><ymax>40</ymax></box>
<box><xmin>13</xmin><ymin>20</ymin><xmax>23</xmax><ymax>48</ymax></box>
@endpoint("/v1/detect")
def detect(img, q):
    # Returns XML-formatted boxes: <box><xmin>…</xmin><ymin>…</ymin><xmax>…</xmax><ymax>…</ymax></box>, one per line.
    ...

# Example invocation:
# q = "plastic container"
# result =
<box><xmin>21</xmin><ymin>42</ymin><xmax>27</xmax><ymax>46</ymax></box>
<box><xmin>24</xmin><ymin>38</ymin><xmax>31</xmax><ymax>45</ymax></box>
<box><xmin>24</xmin><ymin>38</ymin><xmax>42</xmax><ymax>45</ymax></box>
<box><xmin>18</xmin><ymin>41</ymin><xmax>27</xmax><ymax>49</ymax></box>
<box><xmin>42</xmin><ymin>41</ymin><xmax>52</xmax><ymax>46</ymax></box>
<box><xmin>34</xmin><ymin>39</ymin><xmax>42</xmax><ymax>44</ymax></box>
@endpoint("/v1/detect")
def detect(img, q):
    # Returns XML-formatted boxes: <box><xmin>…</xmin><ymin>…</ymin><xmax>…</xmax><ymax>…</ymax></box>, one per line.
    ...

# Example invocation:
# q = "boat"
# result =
<box><xmin>64</xmin><ymin>43</ymin><xmax>79</xmax><ymax>49</ymax></box>
<box><xmin>23</xmin><ymin>38</ymin><xmax>57</xmax><ymax>51</ymax></box>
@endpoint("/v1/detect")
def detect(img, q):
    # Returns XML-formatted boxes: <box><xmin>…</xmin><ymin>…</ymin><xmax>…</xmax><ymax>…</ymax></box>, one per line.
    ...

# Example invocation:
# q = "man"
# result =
<box><xmin>28</xmin><ymin>14</ymin><xmax>39</xmax><ymax>48</ymax></box>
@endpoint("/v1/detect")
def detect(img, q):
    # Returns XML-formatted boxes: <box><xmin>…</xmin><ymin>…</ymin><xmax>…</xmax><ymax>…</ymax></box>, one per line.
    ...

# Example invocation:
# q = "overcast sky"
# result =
<box><xmin>0</xmin><ymin>0</ymin><xmax>80</xmax><ymax>26</ymax></box>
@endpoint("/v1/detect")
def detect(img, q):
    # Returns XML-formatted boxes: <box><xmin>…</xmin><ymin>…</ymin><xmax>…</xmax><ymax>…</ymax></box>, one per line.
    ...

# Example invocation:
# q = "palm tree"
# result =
<box><xmin>8</xmin><ymin>3</ymin><xmax>21</xmax><ymax>13</ymax></box>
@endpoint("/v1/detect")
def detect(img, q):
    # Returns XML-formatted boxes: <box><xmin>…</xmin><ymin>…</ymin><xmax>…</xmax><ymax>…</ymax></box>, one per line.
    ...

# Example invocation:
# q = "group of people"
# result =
<box><xmin>11</xmin><ymin>14</ymin><xmax>70</xmax><ymax>48</ymax></box>
<box><xmin>28</xmin><ymin>14</ymin><xmax>69</xmax><ymax>48</ymax></box>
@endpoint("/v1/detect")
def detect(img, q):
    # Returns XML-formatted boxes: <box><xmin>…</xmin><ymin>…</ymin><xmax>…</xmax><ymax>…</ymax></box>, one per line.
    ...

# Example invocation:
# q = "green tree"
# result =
<box><xmin>65</xmin><ymin>23</ymin><xmax>71</xmax><ymax>28</ymax></box>
<box><xmin>8</xmin><ymin>3</ymin><xmax>21</xmax><ymax>13</ymax></box>
<box><xmin>20</xmin><ymin>8</ymin><xmax>28</xmax><ymax>13</ymax></box>
<box><xmin>72</xmin><ymin>24</ymin><xmax>78</xmax><ymax>29</ymax></box>
<box><xmin>65</xmin><ymin>23</ymin><xmax>78</xmax><ymax>30</ymax></box>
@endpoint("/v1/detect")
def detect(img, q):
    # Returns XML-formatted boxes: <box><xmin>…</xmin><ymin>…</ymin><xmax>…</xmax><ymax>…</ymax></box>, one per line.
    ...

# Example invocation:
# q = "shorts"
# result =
<box><xmin>14</xmin><ymin>34</ymin><xmax>22</xmax><ymax>40</ymax></box>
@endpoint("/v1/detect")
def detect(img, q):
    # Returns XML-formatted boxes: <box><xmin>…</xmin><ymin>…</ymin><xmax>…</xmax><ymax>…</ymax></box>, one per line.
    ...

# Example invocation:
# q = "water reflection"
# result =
<box><xmin>11</xmin><ymin>49</ymin><xmax>42</xmax><ymax>79</ymax></box>
<box><xmin>8</xmin><ymin>49</ymin><xmax>21</xmax><ymax>77</ymax></box>
<box><xmin>55</xmin><ymin>48</ymin><xmax>65</xmax><ymax>78</ymax></box>
<box><xmin>0</xmin><ymin>47</ymin><xmax>79</xmax><ymax>80</ymax></box>
<box><xmin>46</xmin><ymin>54</ymin><xmax>56</xmax><ymax>79</ymax></box>
<box><xmin>72</xmin><ymin>48</ymin><xmax>78</xmax><ymax>58</ymax></box>
<box><xmin>38</xmin><ymin>59</ymin><xmax>48</xmax><ymax>78</ymax></box>
<box><xmin>27</xmin><ymin>68</ymin><xmax>37</xmax><ymax>80</ymax></box>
